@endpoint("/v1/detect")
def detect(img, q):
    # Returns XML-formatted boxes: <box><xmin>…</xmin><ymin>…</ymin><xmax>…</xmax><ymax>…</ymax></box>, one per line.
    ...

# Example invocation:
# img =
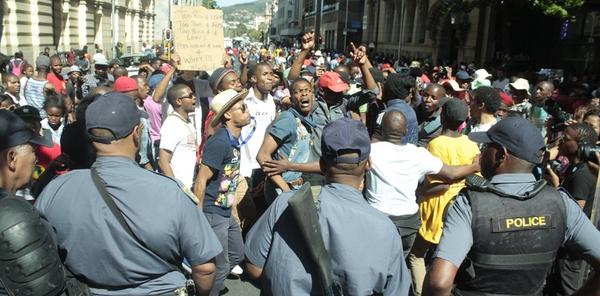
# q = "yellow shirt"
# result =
<box><xmin>419</xmin><ymin>135</ymin><xmax>479</xmax><ymax>244</ymax></box>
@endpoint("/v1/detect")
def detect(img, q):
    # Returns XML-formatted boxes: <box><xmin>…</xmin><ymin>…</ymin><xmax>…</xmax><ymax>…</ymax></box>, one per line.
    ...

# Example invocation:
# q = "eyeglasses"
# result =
<box><xmin>230</xmin><ymin>103</ymin><xmax>248</xmax><ymax>113</ymax></box>
<box><xmin>0</xmin><ymin>105</ymin><xmax>16</xmax><ymax>111</ymax></box>
<box><xmin>178</xmin><ymin>93</ymin><xmax>195</xmax><ymax>100</ymax></box>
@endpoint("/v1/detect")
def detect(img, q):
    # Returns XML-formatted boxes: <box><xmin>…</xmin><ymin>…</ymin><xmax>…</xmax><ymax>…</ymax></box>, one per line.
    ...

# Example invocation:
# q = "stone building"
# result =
<box><xmin>1</xmin><ymin>0</ymin><xmax>155</xmax><ymax>63</ymax></box>
<box><xmin>362</xmin><ymin>0</ymin><xmax>600</xmax><ymax>72</ymax></box>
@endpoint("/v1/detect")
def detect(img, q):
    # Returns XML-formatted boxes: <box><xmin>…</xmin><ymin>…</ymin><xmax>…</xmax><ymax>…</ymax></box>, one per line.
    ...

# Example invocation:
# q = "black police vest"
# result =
<box><xmin>454</xmin><ymin>185</ymin><xmax>566</xmax><ymax>296</ymax></box>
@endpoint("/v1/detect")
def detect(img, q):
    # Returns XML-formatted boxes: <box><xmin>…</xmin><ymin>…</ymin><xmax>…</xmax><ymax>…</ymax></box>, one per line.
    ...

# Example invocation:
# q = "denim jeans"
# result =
<box><xmin>205</xmin><ymin>213</ymin><xmax>243</xmax><ymax>296</ymax></box>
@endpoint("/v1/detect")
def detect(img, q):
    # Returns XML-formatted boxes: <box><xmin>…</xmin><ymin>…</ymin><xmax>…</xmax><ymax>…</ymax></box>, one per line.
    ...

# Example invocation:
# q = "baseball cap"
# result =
<box><xmin>113</xmin><ymin>77</ymin><xmax>138</xmax><ymax>93</ymax></box>
<box><xmin>498</xmin><ymin>91</ymin><xmax>514</xmax><ymax>107</ymax></box>
<box><xmin>509</xmin><ymin>78</ymin><xmax>531</xmax><ymax>95</ymax></box>
<box><xmin>94</xmin><ymin>55</ymin><xmax>108</xmax><ymax>66</ymax></box>
<box><xmin>148</xmin><ymin>73</ymin><xmax>165</xmax><ymax>90</ymax></box>
<box><xmin>321</xmin><ymin>118</ymin><xmax>370</xmax><ymax>164</ymax></box>
<box><xmin>85</xmin><ymin>92</ymin><xmax>141</xmax><ymax>144</ymax></box>
<box><xmin>210</xmin><ymin>89</ymin><xmax>249</xmax><ymax>128</ymax></box>
<box><xmin>442</xmin><ymin>79</ymin><xmax>465</xmax><ymax>92</ymax></box>
<box><xmin>468</xmin><ymin>117</ymin><xmax>545</xmax><ymax>164</ymax></box>
<box><xmin>14</xmin><ymin>106</ymin><xmax>42</xmax><ymax>121</ymax></box>
<box><xmin>455</xmin><ymin>70</ymin><xmax>470</xmax><ymax>80</ymax></box>
<box><xmin>67</xmin><ymin>65</ymin><xmax>82</xmax><ymax>75</ymax></box>
<box><xmin>471</xmin><ymin>78</ymin><xmax>491</xmax><ymax>90</ymax></box>
<box><xmin>318</xmin><ymin>72</ymin><xmax>348</xmax><ymax>93</ymax></box>
<box><xmin>473</xmin><ymin>69</ymin><xmax>492</xmax><ymax>80</ymax></box>
<box><xmin>441</xmin><ymin>98</ymin><xmax>468</xmax><ymax>123</ymax></box>
<box><xmin>0</xmin><ymin>110</ymin><xmax>51</xmax><ymax>150</ymax></box>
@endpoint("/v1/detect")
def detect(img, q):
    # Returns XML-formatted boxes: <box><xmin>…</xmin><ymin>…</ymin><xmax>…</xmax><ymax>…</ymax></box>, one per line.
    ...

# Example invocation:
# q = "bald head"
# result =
<box><xmin>381</xmin><ymin>110</ymin><xmax>407</xmax><ymax>144</ymax></box>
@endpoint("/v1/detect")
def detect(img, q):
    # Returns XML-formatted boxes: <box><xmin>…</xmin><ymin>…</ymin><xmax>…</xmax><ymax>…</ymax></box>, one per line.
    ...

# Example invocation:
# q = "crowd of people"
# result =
<box><xmin>1</xmin><ymin>29</ymin><xmax>600</xmax><ymax>296</ymax></box>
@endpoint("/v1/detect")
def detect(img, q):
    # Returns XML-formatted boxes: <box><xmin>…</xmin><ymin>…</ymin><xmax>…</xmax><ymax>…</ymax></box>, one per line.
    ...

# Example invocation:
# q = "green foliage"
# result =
<box><xmin>235</xmin><ymin>23</ymin><xmax>248</xmax><ymax>36</ymax></box>
<box><xmin>532</xmin><ymin>0</ymin><xmax>585</xmax><ymax>18</ymax></box>
<box><xmin>202</xmin><ymin>0</ymin><xmax>218</xmax><ymax>9</ymax></box>
<box><xmin>248</xmin><ymin>29</ymin><xmax>262</xmax><ymax>41</ymax></box>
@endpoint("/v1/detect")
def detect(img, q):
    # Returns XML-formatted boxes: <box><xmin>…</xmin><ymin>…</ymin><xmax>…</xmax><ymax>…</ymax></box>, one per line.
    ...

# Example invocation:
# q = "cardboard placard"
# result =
<box><xmin>172</xmin><ymin>6</ymin><xmax>224</xmax><ymax>71</ymax></box>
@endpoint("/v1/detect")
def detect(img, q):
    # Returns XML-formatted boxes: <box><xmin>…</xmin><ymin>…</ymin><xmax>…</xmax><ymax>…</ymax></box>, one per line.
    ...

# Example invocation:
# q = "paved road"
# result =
<box><xmin>222</xmin><ymin>276</ymin><xmax>261</xmax><ymax>295</ymax></box>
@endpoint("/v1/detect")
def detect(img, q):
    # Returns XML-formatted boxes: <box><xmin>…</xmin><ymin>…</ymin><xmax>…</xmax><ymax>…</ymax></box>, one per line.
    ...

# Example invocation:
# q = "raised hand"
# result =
<box><xmin>349</xmin><ymin>42</ymin><xmax>367</xmax><ymax>65</ymax></box>
<box><xmin>239</xmin><ymin>51</ymin><xmax>248</xmax><ymax>66</ymax></box>
<box><xmin>301</xmin><ymin>31</ymin><xmax>315</xmax><ymax>51</ymax></box>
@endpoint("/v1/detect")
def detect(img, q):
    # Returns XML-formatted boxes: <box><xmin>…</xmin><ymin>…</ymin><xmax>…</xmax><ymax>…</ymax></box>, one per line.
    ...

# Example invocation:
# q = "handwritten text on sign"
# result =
<box><xmin>172</xmin><ymin>6</ymin><xmax>224</xmax><ymax>71</ymax></box>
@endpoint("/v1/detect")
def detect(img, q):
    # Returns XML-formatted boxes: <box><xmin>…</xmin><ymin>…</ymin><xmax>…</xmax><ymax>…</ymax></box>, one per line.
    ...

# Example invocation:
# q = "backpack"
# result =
<box><xmin>9</xmin><ymin>59</ymin><xmax>24</xmax><ymax>76</ymax></box>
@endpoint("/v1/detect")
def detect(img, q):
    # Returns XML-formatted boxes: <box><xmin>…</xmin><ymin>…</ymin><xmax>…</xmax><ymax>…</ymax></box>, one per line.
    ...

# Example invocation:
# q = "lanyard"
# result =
<box><xmin>226</xmin><ymin>117</ymin><xmax>256</xmax><ymax>148</ymax></box>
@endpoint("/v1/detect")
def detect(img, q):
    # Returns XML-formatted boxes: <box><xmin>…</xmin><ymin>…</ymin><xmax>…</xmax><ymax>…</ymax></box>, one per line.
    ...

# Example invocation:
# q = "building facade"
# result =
<box><xmin>1</xmin><ymin>0</ymin><xmax>155</xmax><ymax>63</ymax></box>
<box><xmin>302</xmin><ymin>0</ymin><xmax>364</xmax><ymax>52</ymax></box>
<box><xmin>267</xmin><ymin>0</ymin><xmax>364</xmax><ymax>51</ymax></box>
<box><xmin>270</xmin><ymin>0</ymin><xmax>303</xmax><ymax>46</ymax></box>
<box><xmin>362</xmin><ymin>0</ymin><xmax>487</xmax><ymax>64</ymax></box>
<box><xmin>363</xmin><ymin>0</ymin><xmax>600</xmax><ymax>72</ymax></box>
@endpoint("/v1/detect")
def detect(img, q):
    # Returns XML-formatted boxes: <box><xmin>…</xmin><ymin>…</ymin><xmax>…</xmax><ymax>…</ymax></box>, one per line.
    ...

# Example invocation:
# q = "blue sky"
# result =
<box><xmin>217</xmin><ymin>0</ymin><xmax>254</xmax><ymax>7</ymax></box>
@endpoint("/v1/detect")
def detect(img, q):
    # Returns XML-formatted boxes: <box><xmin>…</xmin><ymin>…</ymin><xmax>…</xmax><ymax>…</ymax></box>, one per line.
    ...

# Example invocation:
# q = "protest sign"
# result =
<box><xmin>172</xmin><ymin>6</ymin><xmax>224</xmax><ymax>71</ymax></box>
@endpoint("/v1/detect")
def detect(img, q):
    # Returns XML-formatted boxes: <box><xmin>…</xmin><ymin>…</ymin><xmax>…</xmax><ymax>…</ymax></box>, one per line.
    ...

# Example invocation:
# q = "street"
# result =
<box><xmin>223</xmin><ymin>276</ymin><xmax>261</xmax><ymax>295</ymax></box>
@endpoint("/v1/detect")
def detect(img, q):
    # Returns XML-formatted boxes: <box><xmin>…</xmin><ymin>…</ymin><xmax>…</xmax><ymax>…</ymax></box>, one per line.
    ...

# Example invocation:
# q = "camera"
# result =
<box><xmin>545</xmin><ymin>100</ymin><xmax>570</xmax><ymax>132</ymax></box>
<box><xmin>578</xmin><ymin>144</ymin><xmax>600</xmax><ymax>162</ymax></box>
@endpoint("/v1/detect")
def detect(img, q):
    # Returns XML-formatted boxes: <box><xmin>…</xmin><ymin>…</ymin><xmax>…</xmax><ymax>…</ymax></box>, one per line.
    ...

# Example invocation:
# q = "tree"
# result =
<box><xmin>248</xmin><ymin>29</ymin><xmax>262</xmax><ymax>42</ymax></box>
<box><xmin>202</xmin><ymin>0</ymin><xmax>218</xmax><ymax>9</ymax></box>
<box><xmin>235</xmin><ymin>23</ymin><xmax>248</xmax><ymax>37</ymax></box>
<box><xmin>532</xmin><ymin>0</ymin><xmax>585</xmax><ymax>18</ymax></box>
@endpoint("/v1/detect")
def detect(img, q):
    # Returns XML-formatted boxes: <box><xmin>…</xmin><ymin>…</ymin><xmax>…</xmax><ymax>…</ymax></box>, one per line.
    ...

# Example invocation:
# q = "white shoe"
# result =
<box><xmin>230</xmin><ymin>265</ymin><xmax>243</xmax><ymax>276</ymax></box>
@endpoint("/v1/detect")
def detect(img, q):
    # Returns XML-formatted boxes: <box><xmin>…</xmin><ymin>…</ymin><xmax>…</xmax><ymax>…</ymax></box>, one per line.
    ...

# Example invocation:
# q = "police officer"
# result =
<box><xmin>35</xmin><ymin>93</ymin><xmax>223</xmax><ymax>295</ymax></box>
<box><xmin>0</xmin><ymin>110</ymin><xmax>65</xmax><ymax>295</ymax></box>
<box><xmin>244</xmin><ymin>118</ymin><xmax>410</xmax><ymax>295</ymax></box>
<box><xmin>423</xmin><ymin>117</ymin><xmax>600</xmax><ymax>296</ymax></box>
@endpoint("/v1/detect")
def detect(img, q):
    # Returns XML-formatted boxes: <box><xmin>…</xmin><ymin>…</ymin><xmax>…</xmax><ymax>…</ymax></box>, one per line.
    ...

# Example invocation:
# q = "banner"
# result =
<box><xmin>172</xmin><ymin>6</ymin><xmax>224</xmax><ymax>71</ymax></box>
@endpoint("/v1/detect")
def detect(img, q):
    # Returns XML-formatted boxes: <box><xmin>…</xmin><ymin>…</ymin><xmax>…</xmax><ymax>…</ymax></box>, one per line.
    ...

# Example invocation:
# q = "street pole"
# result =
<box><xmin>111</xmin><ymin>0</ymin><xmax>116</xmax><ymax>59</ymax></box>
<box><xmin>315</xmin><ymin>0</ymin><xmax>322</xmax><ymax>48</ymax></box>
<box><xmin>343</xmin><ymin>0</ymin><xmax>349</xmax><ymax>50</ymax></box>
<box><xmin>397</xmin><ymin>0</ymin><xmax>405</xmax><ymax>60</ymax></box>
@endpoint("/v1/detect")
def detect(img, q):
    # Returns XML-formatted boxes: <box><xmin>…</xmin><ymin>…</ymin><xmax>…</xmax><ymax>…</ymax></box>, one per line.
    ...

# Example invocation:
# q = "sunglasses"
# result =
<box><xmin>0</xmin><ymin>105</ymin><xmax>16</xmax><ymax>111</ymax></box>
<box><xmin>178</xmin><ymin>93</ymin><xmax>195</xmax><ymax>100</ymax></box>
<box><xmin>231</xmin><ymin>103</ymin><xmax>248</xmax><ymax>113</ymax></box>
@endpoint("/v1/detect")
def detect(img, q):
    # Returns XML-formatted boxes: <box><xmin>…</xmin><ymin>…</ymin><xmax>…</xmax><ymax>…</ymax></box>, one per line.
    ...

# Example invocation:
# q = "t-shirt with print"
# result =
<box><xmin>159</xmin><ymin>113</ymin><xmax>197</xmax><ymax>190</ymax></box>
<box><xmin>240</xmin><ymin>90</ymin><xmax>276</xmax><ymax>177</ymax></box>
<box><xmin>202</xmin><ymin>127</ymin><xmax>241</xmax><ymax>217</ymax></box>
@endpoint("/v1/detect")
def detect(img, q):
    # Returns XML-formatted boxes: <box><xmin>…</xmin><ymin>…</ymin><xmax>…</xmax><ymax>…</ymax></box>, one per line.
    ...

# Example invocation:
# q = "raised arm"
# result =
<box><xmin>288</xmin><ymin>31</ymin><xmax>315</xmax><ymax>81</ymax></box>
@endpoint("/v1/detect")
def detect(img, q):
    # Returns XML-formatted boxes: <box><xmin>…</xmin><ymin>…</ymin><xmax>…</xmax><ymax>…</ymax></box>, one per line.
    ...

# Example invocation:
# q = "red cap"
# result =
<box><xmin>318</xmin><ymin>72</ymin><xmax>348</xmax><ymax>93</ymax></box>
<box><xmin>114</xmin><ymin>77</ymin><xmax>138</xmax><ymax>93</ymax></box>
<box><xmin>498</xmin><ymin>91</ymin><xmax>514</xmax><ymax>107</ymax></box>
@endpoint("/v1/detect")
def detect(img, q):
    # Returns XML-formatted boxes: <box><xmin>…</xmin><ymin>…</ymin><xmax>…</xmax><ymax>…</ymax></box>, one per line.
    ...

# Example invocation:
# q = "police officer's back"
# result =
<box><xmin>423</xmin><ymin>117</ymin><xmax>600</xmax><ymax>296</ymax></box>
<box><xmin>35</xmin><ymin>93</ymin><xmax>222</xmax><ymax>295</ymax></box>
<box><xmin>244</xmin><ymin>118</ymin><xmax>410</xmax><ymax>295</ymax></box>
<box><xmin>0</xmin><ymin>110</ymin><xmax>66</xmax><ymax>295</ymax></box>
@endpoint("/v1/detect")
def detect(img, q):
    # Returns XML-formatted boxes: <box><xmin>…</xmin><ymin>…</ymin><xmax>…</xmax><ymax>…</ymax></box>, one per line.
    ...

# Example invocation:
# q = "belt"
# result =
<box><xmin>287</xmin><ymin>177</ymin><xmax>304</xmax><ymax>188</ymax></box>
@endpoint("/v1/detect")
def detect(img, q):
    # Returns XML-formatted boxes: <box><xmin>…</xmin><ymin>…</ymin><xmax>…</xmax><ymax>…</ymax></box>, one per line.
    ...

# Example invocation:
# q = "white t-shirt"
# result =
<box><xmin>159</xmin><ymin>114</ymin><xmax>197</xmax><ymax>189</ymax></box>
<box><xmin>41</xmin><ymin>118</ymin><xmax>64</xmax><ymax>145</ymax></box>
<box><xmin>366</xmin><ymin>142</ymin><xmax>443</xmax><ymax>216</ymax></box>
<box><xmin>240</xmin><ymin>90</ymin><xmax>276</xmax><ymax>177</ymax></box>
<box><xmin>470</xmin><ymin>121</ymin><xmax>495</xmax><ymax>133</ymax></box>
